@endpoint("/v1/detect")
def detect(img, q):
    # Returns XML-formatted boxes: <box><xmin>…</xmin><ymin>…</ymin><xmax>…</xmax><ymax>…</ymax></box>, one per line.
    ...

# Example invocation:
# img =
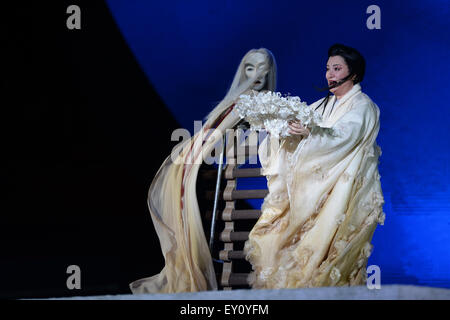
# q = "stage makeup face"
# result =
<box><xmin>326</xmin><ymin>55</ymin><xmax>354</xmax><ymax>99</ymax></box>
<box><xmin>244</xmin><ymin>52</ymin><xmax>268</xmax><ymax>91</ymax></box>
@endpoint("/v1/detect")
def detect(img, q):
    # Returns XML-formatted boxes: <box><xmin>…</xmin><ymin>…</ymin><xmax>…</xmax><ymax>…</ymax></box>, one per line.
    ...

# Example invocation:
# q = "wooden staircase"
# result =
<box><xmin>198</xmin><ymin>124</ymin><xmax>268</xmax><ymax>290</ymax></box>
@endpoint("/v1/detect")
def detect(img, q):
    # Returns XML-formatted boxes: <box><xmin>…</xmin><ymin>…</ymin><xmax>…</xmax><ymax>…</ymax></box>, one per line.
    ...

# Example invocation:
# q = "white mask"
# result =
<box><xmin>244</xmin><ymin>52</ymin><xmax>268</xmax><ymax>91</ymax></box>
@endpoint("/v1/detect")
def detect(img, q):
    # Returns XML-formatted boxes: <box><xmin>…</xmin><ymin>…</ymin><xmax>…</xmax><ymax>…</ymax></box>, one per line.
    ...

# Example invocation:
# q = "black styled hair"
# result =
<box><xmin>315</xmin><ymin>43</ymin><xmax>366</xmax><ymax>116</ymax></box>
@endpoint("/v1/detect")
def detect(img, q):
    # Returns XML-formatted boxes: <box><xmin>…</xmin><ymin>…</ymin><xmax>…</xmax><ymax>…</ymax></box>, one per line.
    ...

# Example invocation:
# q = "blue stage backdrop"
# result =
<box><xmin>105</xmin><ymin>0</ymin><xmax>450</xmax><ymax>288</ymax></box>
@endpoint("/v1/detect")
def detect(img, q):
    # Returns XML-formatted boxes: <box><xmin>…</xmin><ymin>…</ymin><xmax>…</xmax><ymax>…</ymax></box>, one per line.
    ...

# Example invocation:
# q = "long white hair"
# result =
<box><xmin>204</xmin><ymin>48</ymin><xmax>277</xmax><ymax>126</ymax></box>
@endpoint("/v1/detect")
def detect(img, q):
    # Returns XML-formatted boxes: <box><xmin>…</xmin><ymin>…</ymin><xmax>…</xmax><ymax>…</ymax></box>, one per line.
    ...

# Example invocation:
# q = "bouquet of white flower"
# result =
<box><xmin>233</xmin><ymin>91</ymin><xmax>323</xmax><ymax>138</ymax></box>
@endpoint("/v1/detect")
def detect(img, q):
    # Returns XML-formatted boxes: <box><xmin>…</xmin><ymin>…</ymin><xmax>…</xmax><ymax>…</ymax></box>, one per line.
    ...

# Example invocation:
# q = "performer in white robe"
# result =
<box><xmin>129</xmin><ymin>48</ymin><xmax>277</xmax><ymax>294</ymax></box>
<box><xmin>244</xmin><ymin>44</ymin><xmax>385</xmax><ymax>288</ymax></box>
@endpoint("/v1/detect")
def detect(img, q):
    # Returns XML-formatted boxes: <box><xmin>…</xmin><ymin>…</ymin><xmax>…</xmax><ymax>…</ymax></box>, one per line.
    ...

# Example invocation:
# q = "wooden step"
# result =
<box><xmin>199</xmin><ymin>165</ymin><xmax>262</xmax><ymax>182</ymax></box>
<box><xmin>221</xmin><ymin>273</ymin><xmax>250</xmax><ymax>287</ymax></box>
<box><xmin>222</xmin><ymin>209</ymin><xmax>261</xmax><ymax>221</ymax></box>
<box><xmin>225</xmin><ymin>167</ymin><xmax>263</xmax><ymax>179</ymax></box>
<box><xmin>219</xmin><ymin>250</ymin><xmax>246</xmax><ymax>261</ymax></box>
<box><xmin>223</xmin><ymin>189</ymin><xmax>268</xmax><ymax>201</ymax></box>
<box><xmin>220</xmin><ymin>231</ymin><xmax>250</xmax><ymax>242</ymax></box>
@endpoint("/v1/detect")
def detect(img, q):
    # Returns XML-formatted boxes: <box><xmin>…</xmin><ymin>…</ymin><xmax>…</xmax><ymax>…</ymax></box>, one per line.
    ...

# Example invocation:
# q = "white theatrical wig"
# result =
<box><xmin>204</xmin><ymin>48</ymin><xmax>277</xmax><ymax>126</ymax></box>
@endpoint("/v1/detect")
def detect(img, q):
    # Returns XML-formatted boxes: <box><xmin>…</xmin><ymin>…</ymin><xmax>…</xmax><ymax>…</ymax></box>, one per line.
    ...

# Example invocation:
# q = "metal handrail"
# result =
<box><xmin>209</xmin><ymin>134</ymin><xmax>225</xmax><ymax>254</ymax></box>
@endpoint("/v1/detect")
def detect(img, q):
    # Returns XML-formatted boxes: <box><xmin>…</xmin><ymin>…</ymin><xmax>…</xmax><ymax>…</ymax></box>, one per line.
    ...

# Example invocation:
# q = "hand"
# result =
<box><xmin>288</xmin><ymin>120</ymin><xmax>310</xmax><ymax>136</ymax></box>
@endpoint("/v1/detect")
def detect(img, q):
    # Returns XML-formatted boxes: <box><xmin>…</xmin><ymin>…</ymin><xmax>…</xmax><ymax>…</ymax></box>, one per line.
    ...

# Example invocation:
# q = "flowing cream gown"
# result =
<box><xmin>129</xmin><ymin>106</ymin><xmax>241</xmax><ymax>294</ymax></box>
<box><xmin>244</xmin><ymin>83</ymin><xmax>385</xmax><ymax>288</ymax></box>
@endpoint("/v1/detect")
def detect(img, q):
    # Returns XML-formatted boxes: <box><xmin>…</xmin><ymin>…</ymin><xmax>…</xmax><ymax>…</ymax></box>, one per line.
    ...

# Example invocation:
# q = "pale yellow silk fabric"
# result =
<box><xmin>245</xmin><ymin>84</ymin><xmax>385</xmax><ymax>288</ymax></box>
<box><xmin>129</xmin><ymin>106</ymin><xmax>241</xmax><ymax>294</ymax></box>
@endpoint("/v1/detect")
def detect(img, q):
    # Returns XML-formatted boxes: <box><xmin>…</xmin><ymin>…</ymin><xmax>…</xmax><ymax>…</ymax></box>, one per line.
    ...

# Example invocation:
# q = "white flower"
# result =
<box><xmin>234</xmin><ymin>91</ymin><xmax>323</xmax><ymax>138</ymax></box>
